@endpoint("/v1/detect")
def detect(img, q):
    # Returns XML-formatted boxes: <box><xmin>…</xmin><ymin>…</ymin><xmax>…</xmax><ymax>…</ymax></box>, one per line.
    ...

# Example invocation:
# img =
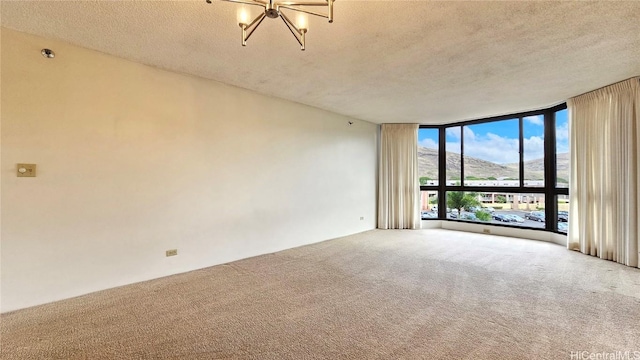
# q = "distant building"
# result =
<box><xmin>419</xmin><ymin>179</ymin><xmax>563</xmax><ymax>211</ymax></box>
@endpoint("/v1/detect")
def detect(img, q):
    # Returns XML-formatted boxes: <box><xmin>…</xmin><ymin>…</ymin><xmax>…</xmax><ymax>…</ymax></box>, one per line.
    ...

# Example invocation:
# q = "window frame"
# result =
<box><xmin>419</xmin><ymin>103</ymin><xmax>568</xmax><ymax>235</ymax></box>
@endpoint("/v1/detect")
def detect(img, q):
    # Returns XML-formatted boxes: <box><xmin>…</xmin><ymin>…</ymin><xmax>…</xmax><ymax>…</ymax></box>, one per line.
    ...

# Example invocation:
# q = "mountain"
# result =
<box><xmin>418</xmin><ymin>147</ymin><xmax>519</xmax><ymax>180</ymax></box>
<box><xmin>506</xmin><ymin>152</ymin><xmax>569</xmax><ymax>183</ymax></box>
<box><xmin>418</xmin><ymin>146</ymin><xmax>569</xmax><ymax>183</ymax></box>
<box><xmin>555</xmin><ymin>152</ymin><xmax>570</xmax><ymax>183</ymax></box>
<box><xmin>417</xmin><ymin>147</ymin><xmax>439</xmax><ymax>179</ymax></box>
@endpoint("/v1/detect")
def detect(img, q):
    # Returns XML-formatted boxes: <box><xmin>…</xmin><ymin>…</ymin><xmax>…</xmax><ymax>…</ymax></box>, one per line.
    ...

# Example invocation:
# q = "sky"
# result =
<box><xmin>418</xmin><ymin>109</ymin><xmax>569</xmax><ymax>164</ymax></box>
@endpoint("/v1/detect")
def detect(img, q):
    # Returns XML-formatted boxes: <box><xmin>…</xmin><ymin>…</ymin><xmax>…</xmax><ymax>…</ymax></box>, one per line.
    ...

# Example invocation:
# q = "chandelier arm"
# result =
<box><xmin>277</xmin><ymin>1</ymin><xmax>329</xmax><ymax>6</ymax></box>
<box><xmin>279</xmin><ymin>14</ymin><xmax>304</xmax><ymax>49</ymax></box>
<box><xmin>208</xmin><ymin>0</ymin><xmax>329</xmax><ymax>49</ymax></box>
<box><xmin>246</xmin><ymin>11</ymin><xmax>267</xmax><ymax>29</ymax></box>
<box><xmin>280</xmin><ymin>11</ymin><xmax>303</xmax><ymax>35</ymax></box>
<box><xmin>278</xmin><ymin>5</ymin><xmax>328</xmax><ymax>20</ymax></box>
<box><xmin>244</xmin><ymin>13</ymin><xmax>267</xmax><ymax>42</ymax></box>
<box><xmin>218</xmin><ymin>0</ymin><xmax>267</xmax><ymax>8</ymax></box>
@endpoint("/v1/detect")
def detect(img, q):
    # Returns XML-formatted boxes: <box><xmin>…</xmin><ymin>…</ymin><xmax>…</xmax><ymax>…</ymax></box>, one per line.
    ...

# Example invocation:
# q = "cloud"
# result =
<box><xmin>523</xmin><ymin>136</ymin><xmax>545</xmax><ymax>161</ymax></box>
<box><xmin>463</xmin><ymin>126</ymin><xmax>475</xmax><ymax>140</ymax></box>
<box><xmin>463</xmin><ymin>131</ymin><xmax>520</xmax><ymax>164</ymax></box>
<box><xmin>446</xmin><ymin>127</ymin><xmax>461</xmax><ymax>140</ymax></box>
<box><xmin>556</xmin><ymin>121</ymin><xmax>569</xmax><ymax>153</ymax></box>
<box><xmin>524</xmin><ymin>115</ymin><xmax>544</xmax><ymax>126</ymax></box>
<box><xmin>419</xmin><ymin>138</ymin><xmax>438</xmax><ymax>149</ymax></box>
<box><xmin>446</xmin><ymin>141</ymin><xmax>461</xmax><ymax>153</ymax></box>
<box><xmin>556</xmin><ymin>121</ymin><xmax>568</xmax><ymax>140</ymax></box>
<box><xmin>444</xmin><ymin>127</ymin><xmax>545</xmax><ymax>164</ymax></box>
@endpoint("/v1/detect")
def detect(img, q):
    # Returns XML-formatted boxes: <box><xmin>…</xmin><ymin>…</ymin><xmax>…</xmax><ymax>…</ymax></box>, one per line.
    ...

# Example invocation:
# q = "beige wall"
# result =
<box><xmin>0</xmin><ymin>29</ymin><xmax>378</xmax><ymax>312</ymax></box>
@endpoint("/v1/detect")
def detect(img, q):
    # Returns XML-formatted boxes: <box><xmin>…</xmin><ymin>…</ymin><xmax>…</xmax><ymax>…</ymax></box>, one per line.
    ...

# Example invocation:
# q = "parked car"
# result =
<box><xmin>431</xmin><ymin>206</ymin><xmax>438</xmax><ymax>212</ymax></box>
<box><xmin>558</xmin><ymin>211</ymin><xmax>568</xmax><ymax>222</ymax></box>
<box><xmin>421</xmin><ymin>211</ymin><xmax>437</xmax><ymax>219</ymax></box>
<box><xmin>558</xmin><ymin>222</ymin><xmax>568</xmax><ymax>232</ymax></box>
<box><xmin>505</xmin><ymin>214</ymin><xmax>525</xmax><ymax>223</ymax></box>
<box><xmin>492</xmin><ymin>214</ymin><xmax>510</xmax><ymax>222</ymax></box>
<box><xmin>460</xmin><ymin>213</ymin><xmax>477</xmax><ymax>221</ymax></box>
<box><xmin>525</xmin><ymin>211</ymin><xmax>545</xmax><ymax>222</ymax></box>
<box><xmin>483</xmin><ymin>207</ymin><xmax>496</xmax><ymax>213</ymax></box>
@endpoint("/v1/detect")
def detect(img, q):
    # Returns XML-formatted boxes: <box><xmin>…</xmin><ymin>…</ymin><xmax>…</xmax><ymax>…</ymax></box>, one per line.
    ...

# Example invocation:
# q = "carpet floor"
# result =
<box><xmin>2</xmin><ymin>229</ymin><xmax>640</xmax><ymax>359</ymax></box>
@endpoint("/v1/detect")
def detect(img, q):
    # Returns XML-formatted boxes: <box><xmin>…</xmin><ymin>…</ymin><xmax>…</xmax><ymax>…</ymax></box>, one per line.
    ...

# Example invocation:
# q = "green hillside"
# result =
<box><xmin>418</xmin><ymin>146</ymin><xmax>569</xmax><ymax>183</ymax></box>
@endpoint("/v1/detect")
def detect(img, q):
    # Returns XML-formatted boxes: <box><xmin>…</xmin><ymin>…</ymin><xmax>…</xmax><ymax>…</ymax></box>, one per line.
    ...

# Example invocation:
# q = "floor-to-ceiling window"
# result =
<box><xmin>554</xmin><ymin>108</ymin><xmax>569</xmax><ymax>233</ymax></box>
<box><xmin>419</xmin><ymin>104</ymin><xmax>568</xmax><ymax>234</ymax></box>
<box><xmin>418</xmin><ymin>128</ymin><xmax>439</xmax><ymax>219</ymax></box>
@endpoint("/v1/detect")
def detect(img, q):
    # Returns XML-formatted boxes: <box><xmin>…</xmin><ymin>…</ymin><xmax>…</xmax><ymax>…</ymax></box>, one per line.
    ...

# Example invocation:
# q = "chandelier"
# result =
<box><xmin>205</xmin><ymin>0</ymin><xmax>334</xmax><ymax>50</ymax></box>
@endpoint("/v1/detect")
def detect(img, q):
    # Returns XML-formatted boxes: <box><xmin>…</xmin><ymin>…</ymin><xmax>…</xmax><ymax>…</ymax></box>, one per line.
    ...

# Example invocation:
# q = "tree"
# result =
<box><xmin>447</xmin><ymin>191</ymin><xmax>480</xmax><ymax>215</ymax></box>
<box><xmin>475</xmin><ymin>210</ymin><xmax>492</xmax><ymax>221</ymax></box>
<box><xmin>419</xmin><ymin>177</ymin><xmax>432</xmax><ymax>185</ymax></box>
<box><xmin>496</xmin><ymin>195</ymin><xmax>507</xmax><ymax>203</ymax></box>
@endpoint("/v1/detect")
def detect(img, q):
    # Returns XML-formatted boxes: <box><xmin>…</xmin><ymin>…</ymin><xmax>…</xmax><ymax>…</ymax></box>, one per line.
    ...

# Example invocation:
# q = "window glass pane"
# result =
<box><xmin>557</xmin><ymin>195</ymin><xmax>569</xmax><ymax>233</ymax></box>
<box><xmin>445</xmin><ymin>191</ymin><xmax>492</xmax><ymax>221</ymax></box>
<box><xmin>523</xmin><ymin>115</ymin><xmax>545</xmax><ymax>187</ymax></box>
<box><xmin>420</xmin><ymin>190</ymin><xmax>439</xmax><ymax>219</ymax></box>
<box><xmin>463</xmin><ymin>119</ymin><xmax>519</xmax><ymax>187</ymax></box>
<box><xmin>445</xmin><ymin>126</ymin><xmax>461</xmax><ymax>184</ymax></box>
<box><xmin>447</xmin><ymin>191</ymin><xmax>546</xmax><ymax>229</ymax></box>
<box><xmin>446</xmin><ymin>191</ymin><xmax>471</xmax><ymax>220</ymax></box>
<box><xmin>555</xmin><ymin>109</ymin><xmax>569</xmax><ymax>188</ymax></box>
<box><xmin>493</xmin><ymin>193</ymin><xmax>546</xmax><ymax>229</ymax></box>
<box><xmin>418</xmin><ymin>129</ymin><xmax>439</xmax><ymax>186</ymax></box>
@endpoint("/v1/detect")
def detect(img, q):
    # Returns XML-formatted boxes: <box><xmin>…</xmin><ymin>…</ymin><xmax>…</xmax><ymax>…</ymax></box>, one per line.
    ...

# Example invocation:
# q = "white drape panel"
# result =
<box><xmin>567</xmin><ymin>77</ymin><xmax>640</xmax><ymax>268</ymax></box>
<box><xmin>378</xmin><ymin>123</ymin><xmax>421</xmax><ymax>229</ymax></box>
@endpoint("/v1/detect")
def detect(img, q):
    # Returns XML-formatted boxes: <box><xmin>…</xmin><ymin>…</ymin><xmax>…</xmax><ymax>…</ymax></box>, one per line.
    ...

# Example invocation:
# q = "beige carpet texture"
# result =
<box><xmin>2</xmin><ymin>229</ymin><xmax>640</xmax><ymax>359</ymax></box>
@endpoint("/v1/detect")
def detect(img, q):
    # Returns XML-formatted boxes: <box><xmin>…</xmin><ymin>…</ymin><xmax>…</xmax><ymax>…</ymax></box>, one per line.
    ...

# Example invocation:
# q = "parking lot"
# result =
<box><xmin>422</xmin><ymin>207</ymin><xmax>568</xmax><ymax>233</ymax></box>
<box><xmin>449</xmin><ymin>209</ymin><xmax>546</xmax><ymax>229</ymax></box>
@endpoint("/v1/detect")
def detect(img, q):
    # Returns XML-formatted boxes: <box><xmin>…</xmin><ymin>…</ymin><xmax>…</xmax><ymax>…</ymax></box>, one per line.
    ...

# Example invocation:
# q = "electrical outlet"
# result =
<box><xmin>360</xmin><ymin>216</ymin><xmax>365</xmax><ymax>220</ymax></box>
<box><xmin>17</xmin><ymin>164</ymin><xmax>36</xmax><ymax>177</ymax></box>
<box><xmin>166</xmin><ymin>249</ymin><xmax>178</xmax><ymax>257</ymax></box>
<box><xmin>483</xmin><ymin>229</ymin><xmax>491</xmax><ymax>234</ymax></box>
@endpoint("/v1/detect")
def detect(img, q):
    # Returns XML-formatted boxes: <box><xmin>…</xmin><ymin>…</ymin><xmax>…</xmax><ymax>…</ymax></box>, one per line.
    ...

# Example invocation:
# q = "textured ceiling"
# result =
<box><xmin>2</xmin><ymin>0</ymin><xmax>639</xmax><ymax>124</ymax></box>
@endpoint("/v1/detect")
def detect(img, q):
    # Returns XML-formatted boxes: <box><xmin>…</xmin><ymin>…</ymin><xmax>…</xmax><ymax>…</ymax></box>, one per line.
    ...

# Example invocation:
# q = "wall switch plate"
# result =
<box><xmin>17</xmin><ymin>164</ymin><xmax>36</xmax><ymax>177</ymax></box>
<box><xmin>166</xmin><ymin>249</ymin><xmax>178</xmax><ymax>257</ymax></box>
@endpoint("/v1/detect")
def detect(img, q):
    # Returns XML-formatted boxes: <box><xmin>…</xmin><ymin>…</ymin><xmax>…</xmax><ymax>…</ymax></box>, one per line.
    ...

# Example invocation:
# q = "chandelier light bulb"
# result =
<box><xmin>297</xmin><ymin>13</ymin><xmax>308</xmax><ymax>30</ymax></box>
<box><xmin>238</xmin><ymin>7</ymin><xmax>249</xmax><ymax>25</ymax></box>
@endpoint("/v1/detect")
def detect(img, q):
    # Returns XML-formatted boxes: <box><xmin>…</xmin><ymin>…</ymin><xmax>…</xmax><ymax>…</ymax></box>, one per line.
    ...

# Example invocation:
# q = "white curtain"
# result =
<box><xmin>567</xmin><ymin>77</ymin><xmax>640</xmax><ymax>268</ymax></box>
<box><xmin>378</xmin><ymin>123</ymin><xmax>421</xmax><ymax>229</ymax></box>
